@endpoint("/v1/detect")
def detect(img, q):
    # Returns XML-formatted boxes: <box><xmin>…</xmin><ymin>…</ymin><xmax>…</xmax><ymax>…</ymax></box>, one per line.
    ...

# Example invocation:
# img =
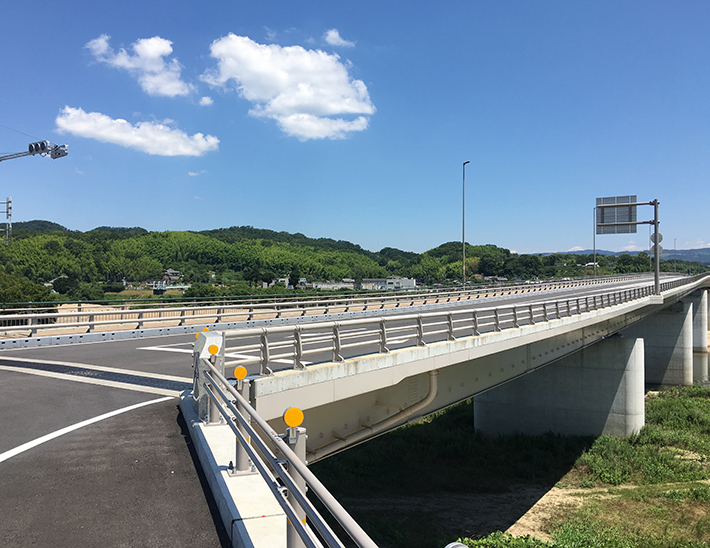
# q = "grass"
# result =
<box><xmin>310</xmin><ymin>386</ymin><xmax>710</xmax><ymax>548</ymax></box>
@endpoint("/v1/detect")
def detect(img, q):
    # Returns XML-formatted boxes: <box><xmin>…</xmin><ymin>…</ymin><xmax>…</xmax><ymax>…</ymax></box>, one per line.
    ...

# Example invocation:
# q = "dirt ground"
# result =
<box><xmin>342</xmin><ymin>484</ymin><xmax>568</xmax><ymax>542</ymax></box>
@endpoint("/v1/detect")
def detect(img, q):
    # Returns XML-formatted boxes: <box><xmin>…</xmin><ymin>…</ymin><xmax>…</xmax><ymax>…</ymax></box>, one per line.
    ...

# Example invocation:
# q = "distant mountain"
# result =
<box><xmin>11</xmin><ymin>220</ymin><xmax>68</xmax><ymax>231</ymax></box>
<box><xmin>87</xmin><ymin>226</ymin><xmax>148</xmax><ymax>235</ymax></box>
<box><xmin>547</xmin><ymin>248</ymin><xmax>710</xmax><ymax>265</ymax></box>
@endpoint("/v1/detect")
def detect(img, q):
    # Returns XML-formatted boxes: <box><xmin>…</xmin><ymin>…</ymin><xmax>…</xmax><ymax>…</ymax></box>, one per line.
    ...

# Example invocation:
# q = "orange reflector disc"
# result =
<box><xmin>283</xmin><ymin>407</ymin><xmax>304</xmax><ymax>428</ymax></box>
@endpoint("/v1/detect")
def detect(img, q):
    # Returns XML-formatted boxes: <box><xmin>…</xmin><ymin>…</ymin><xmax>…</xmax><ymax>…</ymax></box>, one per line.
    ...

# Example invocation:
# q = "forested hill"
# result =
<box><xmin>0</xmin><ymin>222</ymin><xmax>707</xmax><ymax>303</ymax></box>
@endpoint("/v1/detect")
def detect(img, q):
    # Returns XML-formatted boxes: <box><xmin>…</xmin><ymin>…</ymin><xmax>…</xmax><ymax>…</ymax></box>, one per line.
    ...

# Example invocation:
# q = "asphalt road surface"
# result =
<box><xmin>0</xmin><ymin>333</ymin><xmax>231</xmax><ymax>547</ymax></box>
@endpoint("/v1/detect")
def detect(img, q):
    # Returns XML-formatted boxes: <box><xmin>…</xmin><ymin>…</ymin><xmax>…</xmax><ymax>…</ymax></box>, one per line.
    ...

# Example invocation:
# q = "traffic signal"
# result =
<box><xmin>6</xmin><ymin>197</ymin><xmax>11</xmax><ymax>219</ymax></box>
<box><xmin>50</xmin><ymin>144</ymin><xmax>68</xmax><ymax>159</ymax></box>
<box><xmin>28</xmin><ymin>141</ymin><xmax>49</xmax><ymax>155</ymax></box>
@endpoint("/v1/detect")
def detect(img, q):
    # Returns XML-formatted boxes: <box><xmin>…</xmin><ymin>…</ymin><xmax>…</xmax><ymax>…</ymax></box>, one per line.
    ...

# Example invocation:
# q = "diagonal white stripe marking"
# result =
<box><xmin>0</xmin><ymin>356</ymin><xmax>191</xmax><ymax>383</ymax></box>
<box><xmin>0</xmin><ymin>365</ymin><xmax>183</xmax><ymax>397</ymax></box>
<box><xmin>0</xmin><ymin>396</ymin><xmax>174</xmax><ymax>464</ymax></box>
<box><xmin>137</xmin><ymin>346</ymin><xmax>193</xmax><ymax>354</ymax></box>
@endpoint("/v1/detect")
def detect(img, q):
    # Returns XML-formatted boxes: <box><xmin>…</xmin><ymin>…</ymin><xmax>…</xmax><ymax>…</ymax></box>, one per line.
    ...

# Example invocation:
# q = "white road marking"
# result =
<box><xmin>0</xmin><ymin>396</ymin><xmax>174</xmax><ymax>464</ymax></box>
<box><xmin>139</xmin><ymin>342</ymin><xmax>312</xmax><ymax>365</ymax></box>
<box><xmin>137</xmin><ymin>345</ymin><xmax>193</xmax><ymax>354</ymax></box>
<box><xmin>0</xmin><ymin>356</ymin><xmax>191</xmax><ymax>383</ymax></box>
<box><xmin>0</xmin><ymin>366</ymin><xmax>185</xmax><ymax>397</ymax></box>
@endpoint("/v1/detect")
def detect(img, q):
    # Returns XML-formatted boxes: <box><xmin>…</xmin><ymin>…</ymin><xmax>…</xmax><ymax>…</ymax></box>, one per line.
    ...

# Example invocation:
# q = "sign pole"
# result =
<box><xmin>653</xmin><ymin>199</ymin><xmax>660</xmax><ymax>295</ymax></box>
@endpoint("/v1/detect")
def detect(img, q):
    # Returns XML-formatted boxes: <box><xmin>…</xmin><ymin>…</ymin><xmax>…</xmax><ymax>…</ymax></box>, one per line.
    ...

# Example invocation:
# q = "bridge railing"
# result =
<box><xmin>218</xmin><ymin>274</ymin><xmax>707</xmax><ymax>374</ymax></box>
<box><xmin>194</xmin><ymin>355</ymin><xmax>378</xmax><ymax>548</ymax></box>
<box><xmin>0</xmin><ymin>274</ymin><xmax>655</xmax><ymax>338</ymax></box>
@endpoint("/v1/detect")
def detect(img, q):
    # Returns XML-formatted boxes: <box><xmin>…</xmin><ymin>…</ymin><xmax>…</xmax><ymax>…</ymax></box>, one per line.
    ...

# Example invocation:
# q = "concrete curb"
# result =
<box><xmin>179</xmin><ymin>390</ymin><xmax>286</xmax><ymax>548</ymax></box>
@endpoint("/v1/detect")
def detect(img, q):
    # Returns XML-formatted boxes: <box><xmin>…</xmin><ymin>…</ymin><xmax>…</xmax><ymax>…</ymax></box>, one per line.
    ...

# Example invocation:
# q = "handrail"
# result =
<box><xmin>197</xmin><ymin>358</ymin><xmax>379</xmax><ymax>548</ymax></box>
<box><xmin>218</xmin><ymin>274</ymin><xmax>709</xmax><ymax>374</ymax></box>
<box><xmin>0</xmin><ymin>274</ymin><xmax>665</xmax><ymax>338</ymax></box>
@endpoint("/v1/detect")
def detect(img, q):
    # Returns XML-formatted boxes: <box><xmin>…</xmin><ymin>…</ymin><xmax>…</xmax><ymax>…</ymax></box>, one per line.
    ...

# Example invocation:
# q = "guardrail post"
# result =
<box><xmin>286</xmin><ymin>425</ymin><xmax>308</xmax><ymax>548</ymax></box>
<box><xmin>137</xmin><ymin>311</ymin><xmax>144</xmax><ymax>329</ymax></box>
<box><xmin>333</xmin><ymin>324</ymin><xmax>344</xmax><ymax>361</ymax></box>
<box><xmin>379</xmin><ymin>319</ymin><xmax>389</xmax><ymax>353</ymax></box>
<box><xmin>472</xmin><ymin>311</ymin><xmax>480</xmax><ymax>335</ymax></box>
<box><xmin>234</xmin><ymin>375</ymin><xmax>254</xmax><ymax>474</ymax></box>
<box><xmin>512</xmin><ymin>307</ymin><xmax>519</xmax><ymax>328</ymax></box>
<box><xmin>206</xmin><ymin>382</ymin><xmax>220</xmax><ymax>425</ymax></box>
<box><xmin>293</xmin><ymin>327</ymin><xmax>305</xmax><ymax>369</ymax></box>
<box><xmin>260</xmin><ymin>330</ymin><xmax>271</xmax><ymax>375</ymax></box>
<box><xmin>179</xmin><ymin>309</ymin><xmax>185</xmax><ymax>326</ymax></box>
<box><xmin>528</xmin><ymin>304</ymin><xmax>535</xmax><ymax>325</ymax></box>
<box><xmin>88</xmin><ymin>314</ymin><xmax>95</xmax><ymax>332</ymax></box>
<box><xmin>30</xmin><ymin>316</ymin><xmax>37</xmax><ymax>336</ymax></box>
<box><xmin>447</xmin><ymin>313</ymin><xmax>455</xmax><ymax>341</ymax></box>
<box><xmin>543</xmin><ymin>303</ymin><xmax>548</xmax><ymax>322</ymax></box>
<box><xmin>416</xmin><ymin>315</ymin><xmax>426</xmax><ymax>346</ymax></box>
<box><xmin>555</xmin><ymin>302</ymin><xmax>561</xmax><ymax>319</ymax></box>
<box><xmin>206</xmin><ymin>357</ymin><xmax>220</xmax><ymax>424</ymax></box>
<box><xmin>493</xmin><ymin>309</ymin><xmax>501</xmax><ymax>331</ymax></box>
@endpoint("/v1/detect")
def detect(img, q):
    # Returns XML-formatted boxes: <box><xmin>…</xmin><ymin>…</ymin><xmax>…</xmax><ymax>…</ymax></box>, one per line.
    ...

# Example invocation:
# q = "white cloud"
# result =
<box><xmin>567</xmin><ymin>246</ymin><xmax>584</xmax><ymax>252</ymax></box>
<box><xmin>201</xmin><ymin>34</ymin><xmax>375</xmax><ymax>140</ymax></box>
<box><xmin>85</xmin><ymin>34</ymin><xmax>193</xmax><ymax>97</ymax></box>
<box><xmin>264</xmin><ymin>26</ymin><xmax>277</xmax><ymax>42</ymax></box>
<box><xmin>199</xmin><ymin>96</ymin><xmax>214</xmax><ymax>106</ymax></box>
<box><xmin>56</xmin><ymin>106</ymin><xmax>219</xmax><ymax>157</ymax></box>
<box><xmin>188</xmin><ymin>170</ymin><xmax>208</xmax><ymax>176</ymax></box>
<box><xmin>324</xmin><ymin>29</ymin><xmax>355</xmax><ymax>47</ymax></box>
<box><xmin>621</xmin><ymin>241</ymin><xmax>642</xmax><ymax>252</ymax></box>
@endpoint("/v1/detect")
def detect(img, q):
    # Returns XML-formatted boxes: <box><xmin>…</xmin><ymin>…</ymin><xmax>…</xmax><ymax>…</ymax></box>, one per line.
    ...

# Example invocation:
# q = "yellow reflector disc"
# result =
<box><xmin>283</xmin><ymin>407</ymin><xmax>304</xmax><ymax>428</ymax></box>
<box><xmin>208</xmin><ymin>344</ymin><xmax>219</xmax><ymax>355</ymax></box>
<box><xmin>234</xmin><ymin>366</ymin><xmax>247</xmax><ymax>380</ymax></box>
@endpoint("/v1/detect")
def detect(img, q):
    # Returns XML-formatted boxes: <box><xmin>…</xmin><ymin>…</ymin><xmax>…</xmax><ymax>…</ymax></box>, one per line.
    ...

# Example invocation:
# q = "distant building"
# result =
<box><xmin>361</xmin><ymin>277</ymin><xmax>416</xmax><ymax>290</ymax></box>
<box><xmin>163</xmin><ymin>268</ymin><xmax>181</xmax><ymax>283</ymax></box>
<box><xmin>386</xmin><ymin>276</ymin><xmax>416</xmax><ymax>290</ymax></box>
<box><xmin>311</xmin><ymin>279</ymin><xmax>356</xmax><ymax>291</ymax></box>
<box><xmin>360</xmin><ymin>278</ymin><xmax>387</xmax><ymax>290</ymax></box>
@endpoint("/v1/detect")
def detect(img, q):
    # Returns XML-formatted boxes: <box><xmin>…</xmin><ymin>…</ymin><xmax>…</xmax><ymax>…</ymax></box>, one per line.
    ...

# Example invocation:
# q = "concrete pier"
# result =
<box><xmin>622</xmin><ymin>301</ymin><xmax>693</xmax><ymax>386</ymax></box>
<box><xmin>473</xmin><ymin>336</ymin><xmax>645</xmax><ymax>437</ymax></box>
<box><xmin>684</xmin><ymin>290</ymin><xmax>708</xmax><ymax>353</ymax></box>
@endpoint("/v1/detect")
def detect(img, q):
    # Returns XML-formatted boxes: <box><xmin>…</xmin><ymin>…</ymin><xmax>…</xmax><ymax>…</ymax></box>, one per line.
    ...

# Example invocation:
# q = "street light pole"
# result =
<box><xmin>462</xmin><ymin>161</ymin><xmax>470</xmax><ymax>288</ymax></box>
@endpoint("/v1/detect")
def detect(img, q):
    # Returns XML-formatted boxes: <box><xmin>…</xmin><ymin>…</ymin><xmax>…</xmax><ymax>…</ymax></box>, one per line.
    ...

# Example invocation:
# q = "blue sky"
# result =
<box><xmin>1</xmin><ymin>1</ymin><xmax>708</xmax><ymax>255</ymax></box>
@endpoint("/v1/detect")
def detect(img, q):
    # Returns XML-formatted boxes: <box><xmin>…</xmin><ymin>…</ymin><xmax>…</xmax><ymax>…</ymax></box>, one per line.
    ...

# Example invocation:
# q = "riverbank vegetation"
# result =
<box><xmin>310</xmin><ymin>386</ymin><xmax>710</xmax><ymax>548</ymax></box>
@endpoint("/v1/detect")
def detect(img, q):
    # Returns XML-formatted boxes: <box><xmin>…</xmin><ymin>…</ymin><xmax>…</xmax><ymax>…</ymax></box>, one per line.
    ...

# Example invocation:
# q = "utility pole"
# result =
<box><xmin>1</xmin><ymin>197</ymin><xmax>11</xmax><ymax>245</ymax></box>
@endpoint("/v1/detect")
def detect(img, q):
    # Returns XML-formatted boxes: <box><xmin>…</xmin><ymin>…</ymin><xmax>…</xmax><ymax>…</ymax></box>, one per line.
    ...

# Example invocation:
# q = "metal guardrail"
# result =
<box><xmin>0</xmin><ymin>275</ymin><xmax>653</xmax><ymax>338</ymax></box>
<box><xmin>194</xmin><ymin>355</ymin><xmax>379</xmax><ymax>548</ymax></box>
<box><xmin>217</xmin><ymin>274</ymin><xmax>707</xmax><ymax>375</ymax></box>
<box><xmin>0</xmin><ymin>274</ymin><xmax>643</xmax><ymax>315</ymax></box>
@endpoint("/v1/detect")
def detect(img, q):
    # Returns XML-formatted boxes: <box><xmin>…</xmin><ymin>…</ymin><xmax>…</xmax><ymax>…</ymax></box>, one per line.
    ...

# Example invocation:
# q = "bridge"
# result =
<box><xmin>2</xmin><ymin>273</ymin><xmax>709</xmax><ymax>547</ymax></box>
